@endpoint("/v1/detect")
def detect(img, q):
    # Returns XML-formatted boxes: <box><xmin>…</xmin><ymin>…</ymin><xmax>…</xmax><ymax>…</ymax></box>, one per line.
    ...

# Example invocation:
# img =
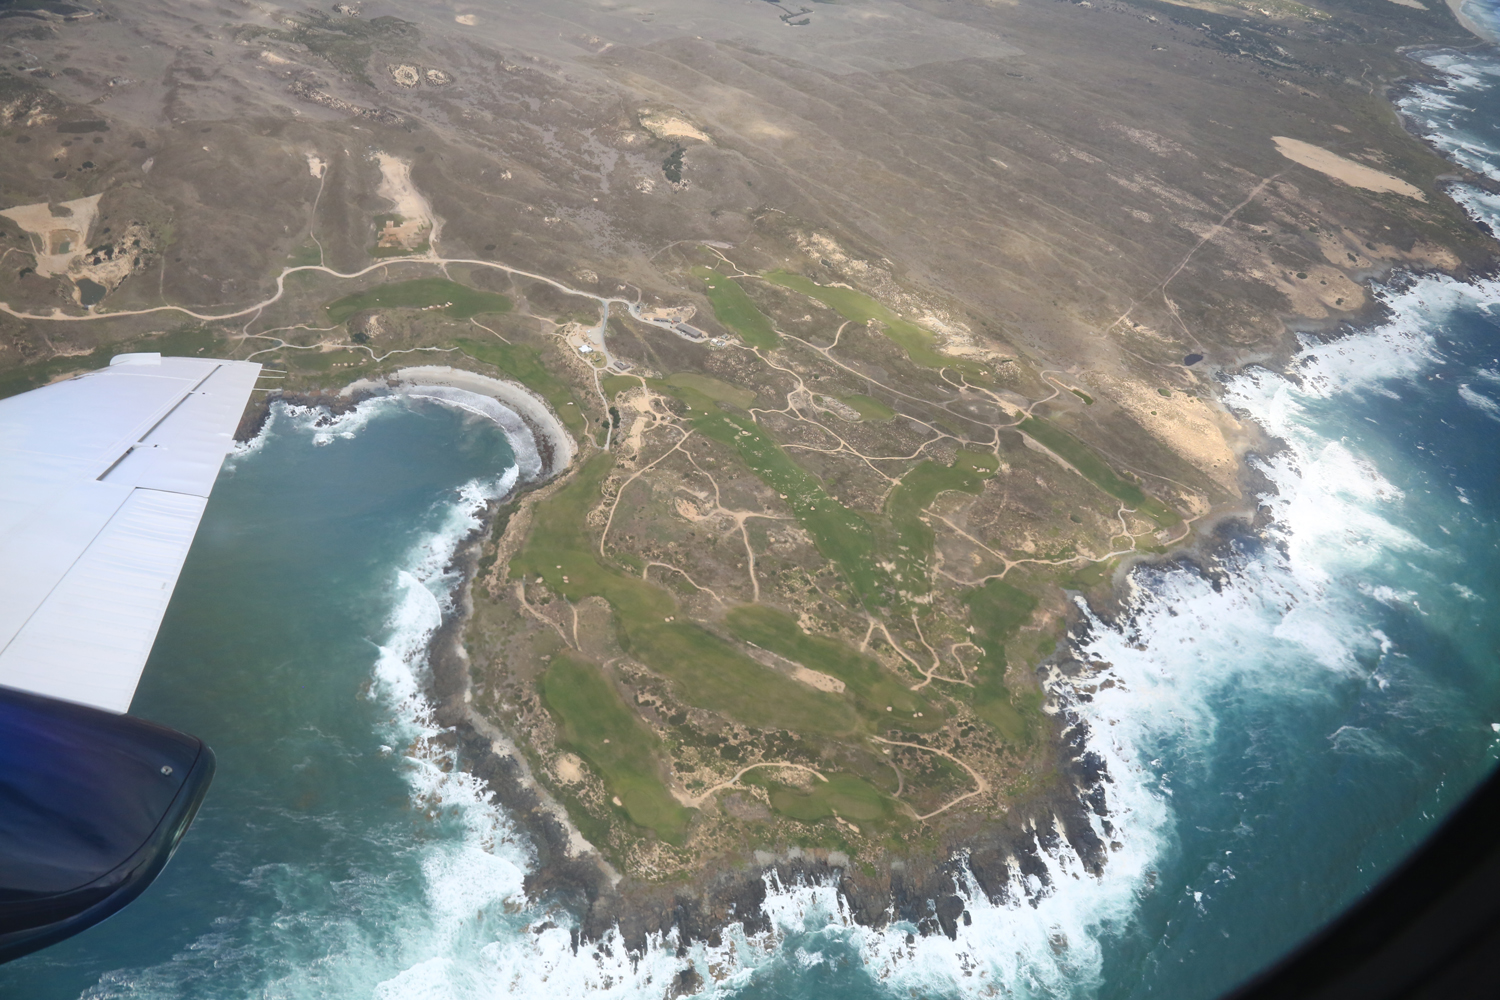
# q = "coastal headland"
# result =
<box><xmin>2</xmin><ymin>0</ymin><xmax>1499</xmax><ymax>965</ymax></box>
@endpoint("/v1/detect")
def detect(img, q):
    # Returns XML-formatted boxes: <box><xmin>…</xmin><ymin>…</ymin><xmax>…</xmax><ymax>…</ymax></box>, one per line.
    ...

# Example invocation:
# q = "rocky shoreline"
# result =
<box><xmin>395</xmin><ymin>351</ymin><xmax>1318</xmax><ymax>958</ymax></box>
<box><xmin>421</xmin><ymin>495</ymin><xmax>1124</xmax><ymax>957</ymax></box>
<box><xmin>251</xmin><ymin>350</ymin><xmax>1279</xmax><ymax>960</ymax></box>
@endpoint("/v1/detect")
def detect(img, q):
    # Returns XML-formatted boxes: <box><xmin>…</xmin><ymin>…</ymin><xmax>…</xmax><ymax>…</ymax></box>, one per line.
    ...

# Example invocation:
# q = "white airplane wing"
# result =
<box><xmin>0</xmin><ymin>353</ymin><xmax>262</xmax><ymax>713</ymax></box>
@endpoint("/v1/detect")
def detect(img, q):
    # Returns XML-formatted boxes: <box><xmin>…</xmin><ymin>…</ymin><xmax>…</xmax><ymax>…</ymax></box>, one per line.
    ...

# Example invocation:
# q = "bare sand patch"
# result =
<box><xmin>638</xmin><ymin>110</ymin><xmax>711</xmax><ymax>144</ymax></box>
<box><xmin>1085</xmin><ymin>373</ymin><xmax>1245</xmax><ymax>496</ymax></box>
<box><xmin>813</xmin><ymin>393</ymin><xmax>863</xmax><ymax>422</ymax></box>
<box><xmin>1272</xmin><ymin>137</ymin><xmax>1426</xmax><ymax>201</ymax></box>
<box><xmin>791</xmin><ymin>665</ymin><xmax>846</xmax><ymax>694</ymax></box>
<box><xmin>554</xmin><ymin>753</ymin><xmax>585</xmax><ymax>784</ymax></box>
<box><xmin>1</xmin><ymin>194</ymin><xmax>101</xmax><ymax>277</ymax></box>
<box><xmin>1387</xmin><ymin>0</ymin><xmax>1427</xmax><ymax>9</ymax></box>
<box><xmin>454</xmin><ymin>13</ymin><xmax>477</xmax><ymax>25</ymax></box>
<box><xmin>372</xmin><ymin>151</ymin><xmax>437</xmax><ymax>250</ymax></box>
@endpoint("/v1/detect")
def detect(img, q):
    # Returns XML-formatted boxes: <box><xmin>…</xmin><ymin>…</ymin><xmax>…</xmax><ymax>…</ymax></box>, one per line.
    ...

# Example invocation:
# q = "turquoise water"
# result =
<box><xmin>0</xmin><ymin>399</ymin><xmax>535</xmax><ymax>998</ymax></box>
<box><xmin>3</xmin><ymin>39</ymin><xmax>1500</xmax><ymax>1000</ymax></box>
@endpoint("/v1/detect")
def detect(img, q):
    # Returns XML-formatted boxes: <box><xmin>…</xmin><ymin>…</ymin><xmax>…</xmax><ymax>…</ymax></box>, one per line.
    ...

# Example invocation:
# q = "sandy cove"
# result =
<box><xmin>344</xmin><ymin>365</ymin><xmax>577</xmax><ymax>480</ymax></box>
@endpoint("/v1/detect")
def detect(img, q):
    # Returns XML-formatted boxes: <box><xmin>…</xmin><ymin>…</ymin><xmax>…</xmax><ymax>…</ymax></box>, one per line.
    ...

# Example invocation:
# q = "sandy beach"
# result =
<box><xmin>1446</xmin><ymin>0</ymin><xmax>1500</xmax><ymax>43</ymax></box>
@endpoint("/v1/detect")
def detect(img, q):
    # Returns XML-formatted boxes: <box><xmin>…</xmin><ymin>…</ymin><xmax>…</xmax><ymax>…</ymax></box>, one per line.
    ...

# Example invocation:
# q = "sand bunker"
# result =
<box><xmin>1272</xmin><ymin>137</ymin><xmax>1426</xmax><ymax>201</ymax></box>
<box><xmin>1</xmin><ymin>194</ymin><xmax>101</xmax><ymax>277</ymax></box>
<box><xmin>791</xmin><ymin>666</ymin><xmax>846</xmax><ymax>694</ymax></box>
<box><xmin>554</xmin><ymin>754</ymin><xmax>585</xmax><ymax>784</ymax></box>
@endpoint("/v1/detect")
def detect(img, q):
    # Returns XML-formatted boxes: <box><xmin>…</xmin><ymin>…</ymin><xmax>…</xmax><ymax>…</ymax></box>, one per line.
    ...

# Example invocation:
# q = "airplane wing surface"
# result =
<box><xmin>0</xmin><ymin>353</ymin><xmax>262</xmax><ymax>713</ymax></box>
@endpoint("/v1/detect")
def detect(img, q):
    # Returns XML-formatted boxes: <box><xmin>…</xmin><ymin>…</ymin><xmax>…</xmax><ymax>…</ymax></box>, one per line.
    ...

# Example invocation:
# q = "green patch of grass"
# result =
<box><xmin>764</xmin><ymin>270</ymin><xmax>989</xmax><ymax>381</ymax></box>
<box><xmin>884</xmin><ymin>450</ymin><xmax>996</xmax><ymax>596</ymax></box>
<box><xmin>601</xmin><ymin>374</ymin><xmax>644</xmax><ymax>397</ymax></box>
<box><xmin>512</xmin><ymin>456</ymin><xmax>858</xmax><ymax>734</ymax></box>
<box><xmin>1070</xmin><ymin>388</ymin><xmax>1095</xmax><ymax>405</ymax></box>
<box><xmin>747</xmin><ymin>770</ymin><xmax>903</xmax><ymax>827</ymax></box>
<box><xmin>455</xmin><ymin>338</ymin><xmax>586</xmax><ymax>437</ymax></box>
<box><xmin>1017</xmin><ymin>417</ymin><xmax>1178</xmax><ymax>526</ymax></box>
<box><xmin>725</xmin><ymin>606</ymin><xmax>942</xmax><ymax>731</ymax></box>
<box><xmin>542</xmin><ymin>656</ymin><xmax>694</xmax><ymax>843</ymax></box>
<box><xmin>683</xmin><ymin>401</ymin><xmax>886</xmax><ymax>607</ymax></box>
<box><xmin>842</xmin><ymin>394</ymin><xmax>895</xmax><ymax>421</ymax></box>
<box><xmin>284</xmin><ymin>348</ymin><xmax>366</xmax><ymax>373</ymax></box>
<box><xmin>663</xmin><ymin>372</ymin><xmax>756</xmax><ymax>408</ymax></box>
<box><xmin>370</xmin><ymin>243</ymin><xmax>430</xmax><ymax>259</ymax></box>
<box><xmin>0</xmin><ymin>324</ymin><xmax>222</xmax><ymax>401</ymax></box>
<box><xmin>966</xmin><ymin>579</ymin><xmax>1038</xmax><ymax>641</ymax></box>
<box><xmin>692</xmin><ymin>266</ymin><xmax>778</xmax><ymax>349</ymax></box>
<box><xmin>285</xmin><ymin>244</ymin><xmax>323</xmax><ymax>267</ymax></box>
<box><xmin>961</xmin><ymin>580</ymin><xmax>1043</xmax><ymax>743</ymax></box>
<box><xmin>1060</xmin><ymin>559</ymin><xmax>1114</xmax><ymax>592</ymax></box>
<box><xmin>972</xmin><ymin>675</ymin><xmax>1045</xmax><ymax>744</ymax></box>
<box><xmin>326</xmin><ymin>278</ymin><xmax>511</xmax><ymax>325</ymax></box>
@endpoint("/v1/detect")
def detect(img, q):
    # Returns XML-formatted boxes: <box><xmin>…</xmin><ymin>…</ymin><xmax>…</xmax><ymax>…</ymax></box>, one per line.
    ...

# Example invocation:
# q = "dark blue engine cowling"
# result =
<box><xmin>0</xmin><ymin>684</ymin><xmax>214</xmax><ymax>964</ymax></box>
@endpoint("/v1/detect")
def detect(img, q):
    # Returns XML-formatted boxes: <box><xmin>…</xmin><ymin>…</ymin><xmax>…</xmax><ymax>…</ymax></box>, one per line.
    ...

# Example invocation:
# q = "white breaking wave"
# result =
<box><xmin>1400</xmin><ymin>50</ymin><xmax>1500</xmax><ymax>181</ymax></box>
<box><xmin>1458</xmin><ymin>382</ymin><xmax>1500</xmax><ymax>421</ymax></box>
<box><xmin>228</xmin><ymin>402</ymin><xmax>277</xmax><ymax>460</ymax></box>
<box><xmin>280</xmin><ymin>396</ymin><xmax>404</xmax><ymax>447</ymax></box>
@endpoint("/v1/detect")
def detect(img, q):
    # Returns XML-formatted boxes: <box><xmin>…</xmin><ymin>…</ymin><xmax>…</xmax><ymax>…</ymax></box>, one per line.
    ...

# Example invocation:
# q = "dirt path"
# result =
<box><xmin>678</xmin><ymin>761</ymin><xmax>829</xmax><ymax>809</ymax></box>
<box><xmin>871</xmin><ymin>736</ymin><xmax>989</xmax><ymax>821</ymax></box>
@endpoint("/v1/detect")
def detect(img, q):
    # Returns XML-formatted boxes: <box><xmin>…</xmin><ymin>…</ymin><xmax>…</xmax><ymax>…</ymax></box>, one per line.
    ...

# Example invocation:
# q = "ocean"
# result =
<box><xmin>3</xmin><ymin>32</ymin><xmax>1500</xmax><ymax>1000</ymax></box>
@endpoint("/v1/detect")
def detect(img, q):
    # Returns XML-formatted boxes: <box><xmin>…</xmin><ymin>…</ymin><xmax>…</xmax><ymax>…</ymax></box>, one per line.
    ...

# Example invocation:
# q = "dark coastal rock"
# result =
<box><xmin>935</xmin><ymin>894</ymin><xmax>966</xmax><ymax>940</ymax></box>
<box><xmin>233</xmin><ymin>387</ymin><xmax>376</xmax><ymax>443</ymax></box>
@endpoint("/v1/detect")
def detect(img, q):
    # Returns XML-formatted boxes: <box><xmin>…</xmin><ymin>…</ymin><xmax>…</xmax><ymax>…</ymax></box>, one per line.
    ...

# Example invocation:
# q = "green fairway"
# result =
<box><xmin>765</xmin><ymin>270</ymin><xmax>989</xmax><ymax>380</ymax></box>
<box><xmin>652</xmin><ymin>377</ymin><xmax>887</xmax><ymax>604</ymax></box>
<box><xmin>884</xmin><ymin>450</ymin><xmax>997</xmax><ymax>595</ymax></box>
<box><xmin>726</xmin><ymin>605</ymin><xmax>941</xmax><ymax>731</ymax></box>
<box><xmin>1017</xmin><ymin>417</ymin><xmax>1179</xmax><ymax>526</ymax></box>
<box><xmin>600</xmin><ymin>373</ymin><xmax>642</xmax><ymax>398</ymax></box>
<box><xmin>961</xmin><ymin>579</ymin><xmax>1045</xmax><ymax>743</ymax></box>
<box><xmin>542</xmin><ymin>656</ymin><xmax>694</xmax><ymax>842</ymax></box>
<box><xmin>692</xmin><ymin>266</ymin><xmax>778</xmax><ymax>348</ymax></box>
<box><xmin>663</xmin><ymin>372</ymin><xmax>757</xmax><ymax>408</ymax></box>
<box><xmin>512</xmin><ymin>456</ymin><xmax>859</xmax><ymax>735</ymax></box>
<box><xmin>326</xmin><ymin>278</ymin><xmax>511</xmax><ymax>324</ymax></box>
<box><xmin>285</xmin><ymin>244</ymin><xmax>323</xmax><ymax>267</ymax></box>
<box><xmin>689</xmin><ymin>403</ymin><xmax>887</xmax><ymax>607</ymax></box>
<box><xmin>455</xmin><ymin>338</ymin><xmax>586</xmax><ymax>437</ymax></box>
<box><xmin>967</xmin><ymin>579</ymin><xmax>1038</xmax><ymax>640</ymax></box>
<box><xmin>842</xmin><ymin>394</ymin><xmax>896</xmax><ymax>421</ymax></box>
<box><xmin>746</xmin><ymin>770</ymin><xmax>901</xmax><ymax>827</ymax></box>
